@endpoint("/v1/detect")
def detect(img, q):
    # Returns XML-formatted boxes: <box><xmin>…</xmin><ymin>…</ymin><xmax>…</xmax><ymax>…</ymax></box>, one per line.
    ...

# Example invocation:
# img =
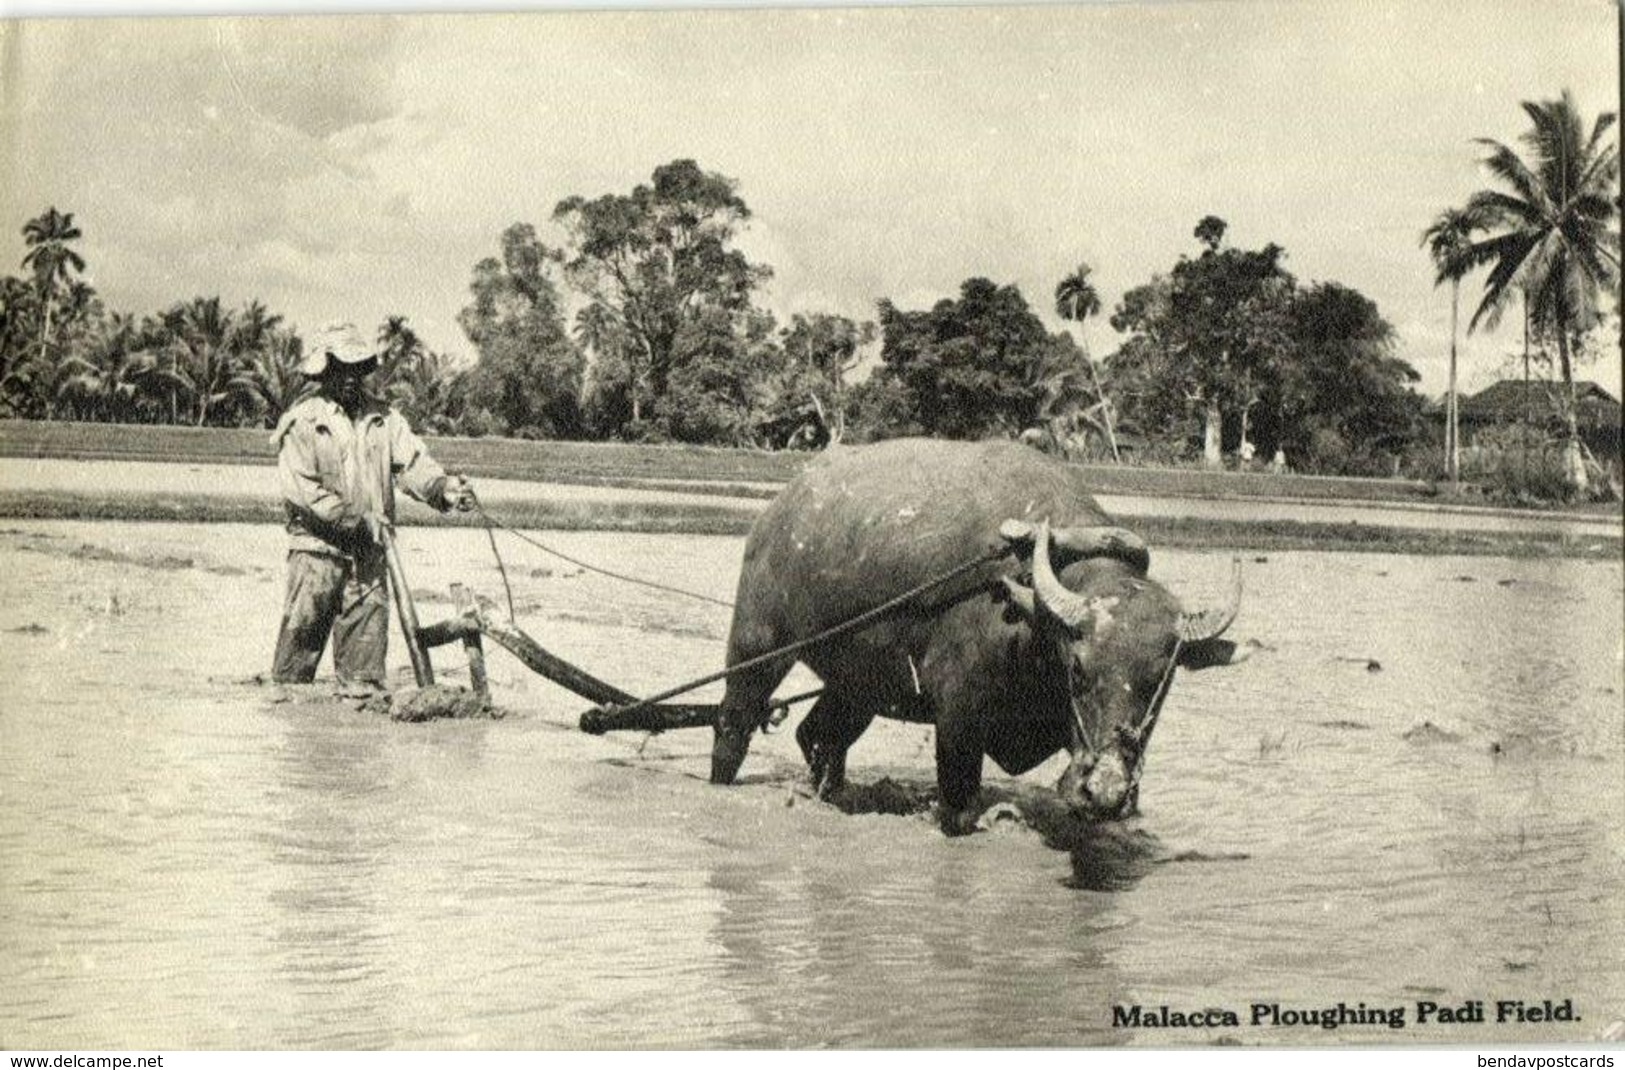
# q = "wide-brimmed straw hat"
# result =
<box><xmin>300</xmin><ymin>322</ymin><xmax>378</xmax><ymax>377</ymax></box>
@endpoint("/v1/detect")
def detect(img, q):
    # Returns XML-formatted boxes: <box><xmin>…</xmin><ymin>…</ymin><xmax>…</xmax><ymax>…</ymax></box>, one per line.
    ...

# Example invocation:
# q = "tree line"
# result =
<box><xmin>0</xmin><ymin>187</ymin><xmax>1417</xmax><ymax>471</ymax></box>
<box><xmin>2</xmin><ymin>90</ymin><xmax>1614</xmax><ymax>493</ymax></box>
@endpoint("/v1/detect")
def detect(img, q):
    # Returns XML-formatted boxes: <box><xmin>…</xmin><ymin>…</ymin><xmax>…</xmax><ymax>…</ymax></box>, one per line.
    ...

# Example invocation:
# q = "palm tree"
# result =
<box><xmin>375</xmin><ymin>314</ymin><xmax>423</xmax><ymax>402</ymax></box>
<box><xmin>51</xmin><ymin>312</ymin><xmax>154</xmax><ymax>422</ymax></box>
<box><xmin>1421</xmin><ymin>206</ymin><xmax>1486</xmax><ymax>486</ymax></box>
<box><xmin>163</xmin><ymin>297</ymin><xmax>244</xmax><ymax>425</ymax></box>
<box><xmin>1462</xmin><ymin>89</ymin><xmax>1620</xmax><ymax>495</ymax></box>
<box><xmin>1054</xmin><ymin>261</ymin><xmax>1120</xmax><ymax>460</ymax></box>
<box><xmin>574</xmin><ymin>301</ymin><xmax>636</xmax><ymax>421</ymax></box>
<box><xmin>21</xmin><ymin>208</ymin><xmax>86</xmax><ymax>369</ymax></box>
<box><xmin>0</xmin><ymin>276</ymin><xmax>43</xmax><ymax>413</ymax></box>
<box><xmin>234</xmin><ymin>300</ymin><xmax>283</xmax><ymax>355</ymax></box>
<box><xmin>231</xmin><ymin>329</ymin><xmax>311</xmax><ymax>426</ymax></box>
<box><xmin>388</xmin><ymin>349</ymin><xmax>468</xmax><ymax>433</ymax></box>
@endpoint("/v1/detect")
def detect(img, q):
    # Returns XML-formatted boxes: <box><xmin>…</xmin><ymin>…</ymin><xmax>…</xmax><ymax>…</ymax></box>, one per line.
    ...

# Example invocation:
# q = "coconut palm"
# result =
<box><xmin>162</xmin><ymin>297</ymin><xmax>247</xmax><ymax>425</ymax></box>
<box><xmin>233</xmin><ymin>300</ymin><xmax>283</xmax><ymax>356</ymax></box>
<box><xmin>231</xmin><ymin>329</ymin><xmax>311</xmax><ymax>426</ymax></box>
<box><xmin>20</xmin><ymin>207</ymin><xmax>85</xmax><ymax>367</ymax></box>
<box><xmin>574</xmin><ymin>301</ymin><xmax>636</xmax><ymax>420</ymax></box>
<box><xmin>388</xmin><ymin>349</ymin><xmax>468</xmax><ymax>433</ymax></box>
<box><xmin>1420</xmin><ymin>206</ymin><xmax>1487</xmax><ymax>485</ymax></box>
<box><xmin>51</xmin><ymin>312</ymin><xmax>156</xmax><ymax>422</ymax></box>
<box><xmin>375</xmin><ymin>314</ymin><xmax>425</xmax><ymax>403</ymax></box>
<box><xmin>1462</xmin><ymin>89</ymin><xmax>1620</xmax><ymax>494</ymax></box>
<box><xmin>1054</xmin><ymin>261</ymin><xmax>1120</xmax><ymax>460</ymax></box>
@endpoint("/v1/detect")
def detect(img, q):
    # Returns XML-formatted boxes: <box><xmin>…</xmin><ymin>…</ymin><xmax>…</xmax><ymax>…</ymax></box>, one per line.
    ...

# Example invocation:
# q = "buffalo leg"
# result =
<box><xmin>794</xmin><ymin>692</ymin><xmax>874</xmax><ymax>800</ymax></box>
<box><xmin>710</xmin><ymin>657</ymin><xmax>794</xmax><ymax>785</ymax></box>
<box><xmin>934</xmin><ymin>718</ymin><xmax>986</xmax><ymax>837</ymax></box>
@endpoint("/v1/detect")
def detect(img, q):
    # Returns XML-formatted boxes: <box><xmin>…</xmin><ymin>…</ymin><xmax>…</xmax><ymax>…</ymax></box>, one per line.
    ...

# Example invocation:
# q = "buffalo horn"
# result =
<box><xmin>1030</xmin><ymin>520</ymin><xmax>1098</xmax><ymax>630</ymax></box>
<box><xmin>1177</xmin><ymin>557</ymin><xmax>1243</xmax><ymax>642</ymax></box>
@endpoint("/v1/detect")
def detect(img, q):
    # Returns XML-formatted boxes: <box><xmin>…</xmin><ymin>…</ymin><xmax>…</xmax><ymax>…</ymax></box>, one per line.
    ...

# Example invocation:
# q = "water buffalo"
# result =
<box><xmin>709</xmin><ymin>437</ymin><xmax>1247</xmax><ymax>835</ymax></box>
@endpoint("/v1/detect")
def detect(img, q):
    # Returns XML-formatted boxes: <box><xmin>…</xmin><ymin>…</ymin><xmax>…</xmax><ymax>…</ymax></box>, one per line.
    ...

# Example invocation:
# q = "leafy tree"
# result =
<box><xmin>1264</xmin><ymin>282</ymin><xmax>1419</xmax><ymax>474</ymax></box>
<box><xmin>870</xmin><ymin>278</ymin><xmax>1066</xmax><ymax>440</ymax></box>
<box><xmin>1194</xmin><ymin>215</ymin><xmax>1228</xmax><ymax>253</ymax></box>
<box><xmin>573</xmin><ymin>301</ymin><xmax>636</xmax><ymax>434</ymax></box>
<box><xmin>1110</xmin><ymin>222</ymin><xmax>1296</xmax><ymax>466</ymax></box>
<box><xmin>660</xmin><ymin>308</ymin><xmax>784</xmax><ymax>446</ymax></box>
<box><xmin>1421</xmin><ymin>206</ymin><xmax>1488</xmax><ymax>485</ymax></box>
<box><xmin>1104</xmin><ymin>275</ymin><xmax>1187</xmax><ymax>445</ymax></box>
<box><xmin>458</xmin><ymin>223</ymin><xmax>585</xmax><ymax>438</ymax></box>
<box><xmin>776</xmin><ymin>312</ymin><xmax>875</xmax><ymax>444</ymax></box>
<box><xmin>1461</xmin><ymin>89</ymin><xmax>1620</xmax><ymax>495</ymax></box>
<box><xmin>553</xmin><ymin>160</ymin><xmax>772</xmax><ymax>419</ymax></box>
<box><xmin>845</xmin><ymin>374</ymin><xmax>923</xmax><ymax>443</ymax></box>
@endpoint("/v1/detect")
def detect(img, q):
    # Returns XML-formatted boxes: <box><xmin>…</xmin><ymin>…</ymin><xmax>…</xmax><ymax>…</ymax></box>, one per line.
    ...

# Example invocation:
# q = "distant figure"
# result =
<box><xmin>1018</xmin><ymin>426</ymin><xmax>1055</xmax><ymax>453</ymax></box>
<box><xmin>1240</xmin><ymin>439</ymin><xmax>1257</xmax><ymax>466</ymax></box>
<box><xmin>270</xmin><ymin>323</ymin><xmax>475</xmax><ymax>691</ymax></box>
<box><xmin>1271</xmin><ymin>449</ymin><xmax>1288</xmax><ymax>474</ymax></box>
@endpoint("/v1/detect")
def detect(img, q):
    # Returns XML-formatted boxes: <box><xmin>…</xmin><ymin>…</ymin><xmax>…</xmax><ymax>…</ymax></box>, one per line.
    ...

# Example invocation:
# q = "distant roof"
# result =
<box><xmin>1460</xmin><ymin>380</ymin><xmax>1621</xmax><ymax>426</ymax></box>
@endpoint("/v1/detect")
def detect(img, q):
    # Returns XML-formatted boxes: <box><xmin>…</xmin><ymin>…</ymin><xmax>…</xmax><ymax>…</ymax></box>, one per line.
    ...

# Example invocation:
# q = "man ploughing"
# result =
<box><xmin>270</xmin><ymin>322</ymin><xmax>475</xmax><ymax>691</ymax></box>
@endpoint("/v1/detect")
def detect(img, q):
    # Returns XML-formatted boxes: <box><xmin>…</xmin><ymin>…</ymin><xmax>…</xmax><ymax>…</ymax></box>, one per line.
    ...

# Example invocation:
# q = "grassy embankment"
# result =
<box><xmin>1</xmin><ymin>420</ymin><xmax>1619</xmax><ymax>557</ymax></box>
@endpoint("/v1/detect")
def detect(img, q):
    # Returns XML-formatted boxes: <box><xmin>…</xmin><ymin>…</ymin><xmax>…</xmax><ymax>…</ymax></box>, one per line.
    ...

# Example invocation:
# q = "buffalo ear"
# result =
<box><xmin>1177</xmin><ymin>637</ymin><xmax>1252</xmax><ymax>671</ymax></box>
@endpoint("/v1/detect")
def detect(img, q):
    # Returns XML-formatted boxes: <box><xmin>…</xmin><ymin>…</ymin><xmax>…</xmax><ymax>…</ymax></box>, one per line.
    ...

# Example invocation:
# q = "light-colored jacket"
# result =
<box><xmin>272</xmin><ymin>395</ymin><xmax>449</xmax><ymax>556</ymax></box>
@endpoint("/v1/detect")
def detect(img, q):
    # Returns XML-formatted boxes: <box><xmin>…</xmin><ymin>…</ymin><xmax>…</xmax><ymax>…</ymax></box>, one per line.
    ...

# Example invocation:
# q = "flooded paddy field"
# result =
<box><xmin>1</xmin><ymin>520</ymin><xmax>1621</xmax><ymax>1048</ymax></box>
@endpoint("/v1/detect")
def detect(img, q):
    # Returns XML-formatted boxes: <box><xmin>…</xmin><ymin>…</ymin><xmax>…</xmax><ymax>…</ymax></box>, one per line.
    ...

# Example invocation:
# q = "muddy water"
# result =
<box><xmin>1</xmin><ymin>521</ymin><xmax>1620</xmax><ymax>1049</ymax></box>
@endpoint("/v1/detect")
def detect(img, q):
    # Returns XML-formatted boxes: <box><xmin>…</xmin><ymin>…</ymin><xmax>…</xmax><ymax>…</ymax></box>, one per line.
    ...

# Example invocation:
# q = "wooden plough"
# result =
<box><xmin>413</xmin><ymin>593</ymin><xmax>731</xmax><ymax>733</ymax></box>
<box><xmin>383</xmin><ymin>523</ymin><xmax>735</xmax><ymax>732</ymax></box>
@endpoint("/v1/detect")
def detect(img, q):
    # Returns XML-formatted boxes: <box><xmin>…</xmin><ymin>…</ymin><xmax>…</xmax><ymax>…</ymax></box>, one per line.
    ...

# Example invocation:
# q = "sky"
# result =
<box><xmin>0</xmin><ymin>0</ymin><xmax>1619</xmax><ymax>400</ymax></box>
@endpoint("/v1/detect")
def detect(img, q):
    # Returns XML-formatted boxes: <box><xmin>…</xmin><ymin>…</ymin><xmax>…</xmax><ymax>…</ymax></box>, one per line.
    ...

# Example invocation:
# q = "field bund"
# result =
<box><xmin>0</xmin><ymin>420</ymin><xmax>1619</xmax><ymax>557</ymax></box>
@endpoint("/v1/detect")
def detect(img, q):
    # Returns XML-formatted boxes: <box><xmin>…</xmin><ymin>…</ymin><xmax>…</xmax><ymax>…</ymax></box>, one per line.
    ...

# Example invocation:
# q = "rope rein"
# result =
<box><xmin>1127</xmin><ymin>636</ymin><xmax>1183</xmax><ymax>783</ymax></box>
<box><xmin>469</xmin><ymin>492</ymin><xmax>735</xmax><ymax>610</ymax></box>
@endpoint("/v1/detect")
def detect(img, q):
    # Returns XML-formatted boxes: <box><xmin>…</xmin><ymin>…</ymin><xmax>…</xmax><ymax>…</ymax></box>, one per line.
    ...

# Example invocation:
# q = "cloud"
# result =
<box><xmin>2</xmin><ymin>1</ymin><xmax>1616</xmax><ymax>398</ymax></box>
<box><xmin>2</xmin><ymin>17</ymin><xmax>418</xmax><ymax>331</ymax></box>
<box><xmin>212</xmin><ymin>18</ymin><xmax>404</xmax><ymax>140</ymax></box>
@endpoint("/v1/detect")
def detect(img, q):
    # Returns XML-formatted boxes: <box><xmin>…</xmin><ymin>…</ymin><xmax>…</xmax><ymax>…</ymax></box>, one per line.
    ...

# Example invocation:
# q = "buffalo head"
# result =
<box><xmin>1000</xmin><ymin>519</ymin><xmax>1246</xmax><ymax>821</ymax></box>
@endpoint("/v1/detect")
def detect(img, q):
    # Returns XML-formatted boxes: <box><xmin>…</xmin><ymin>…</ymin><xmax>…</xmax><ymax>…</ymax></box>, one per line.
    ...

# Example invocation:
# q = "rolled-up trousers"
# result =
<box><xmin>271</xmin><ymin>549</ymin><xmax>390</xmax><ymax>687</ymax></box>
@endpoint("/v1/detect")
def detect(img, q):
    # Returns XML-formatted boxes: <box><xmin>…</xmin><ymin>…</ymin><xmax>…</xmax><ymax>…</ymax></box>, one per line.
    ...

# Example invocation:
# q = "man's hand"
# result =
<box><xmin>444</xmin><ymin>475</ymin><xmax>477</xmax><ymax>513</ymax></box>
<box><xmin>365</xmin><ymin>514</ymin><xmax>389</xmax><ymax>546</ymax></box>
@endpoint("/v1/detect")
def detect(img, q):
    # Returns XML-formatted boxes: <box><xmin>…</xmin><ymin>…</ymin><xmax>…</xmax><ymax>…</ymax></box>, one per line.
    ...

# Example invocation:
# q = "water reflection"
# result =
<box><xmin>261</xmin><ymin>705</ymin><xmax>400</xmax><ymax>1048</ymax></box>
<box><xmin>1064</xmin><ymin>825</ymin><xmax>1164</xmax><ymax>892</ymax></box>
<box><xmin>705</xmin><ymin>846</ymin><xmax>1133</xmax><ymax>1047</ymax></box>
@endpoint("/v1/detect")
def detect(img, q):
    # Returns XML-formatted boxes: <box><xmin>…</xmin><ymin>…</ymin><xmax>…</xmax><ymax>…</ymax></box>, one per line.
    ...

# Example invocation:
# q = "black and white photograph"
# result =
<box><xmin>0</xmin><ymin>0</ymin><xmax>1620</xmax><ymax>1054</ymax></box>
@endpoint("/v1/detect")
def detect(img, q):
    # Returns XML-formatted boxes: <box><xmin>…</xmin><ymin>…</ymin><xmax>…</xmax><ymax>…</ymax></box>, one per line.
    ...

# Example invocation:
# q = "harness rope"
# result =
<box><xmin>467</xmin><ymin>490</ymin><xmax>1013</xmax><ymax>729</ymax></box>
<box><xmin>597</xmin><ymin>544</ymin><xmax>1013</xmax><ymax>720</ymax></box>
<box><xmin>469</xmin><ymin>491</ymin><xmax>734</xmax><ymax>612</ymax></box>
